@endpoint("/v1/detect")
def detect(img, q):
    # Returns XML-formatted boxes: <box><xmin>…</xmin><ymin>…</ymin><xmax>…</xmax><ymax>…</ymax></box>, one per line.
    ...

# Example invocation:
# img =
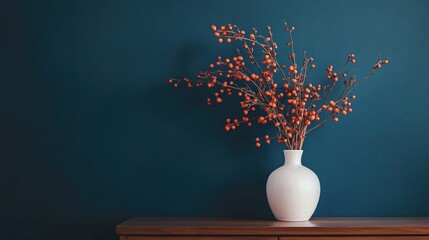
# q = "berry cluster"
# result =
<box><xmin>169</xmin><ymin>21</ymin><xmax>388</xmax><ymax>149</ymax></box>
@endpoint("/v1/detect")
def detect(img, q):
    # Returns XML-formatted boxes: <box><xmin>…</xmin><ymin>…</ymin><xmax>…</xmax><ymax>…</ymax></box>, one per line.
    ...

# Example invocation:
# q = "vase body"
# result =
<box><xmin>266</xmin><ymin>150</ymin><xmax>320</xmax><ymax>221</ymax></box>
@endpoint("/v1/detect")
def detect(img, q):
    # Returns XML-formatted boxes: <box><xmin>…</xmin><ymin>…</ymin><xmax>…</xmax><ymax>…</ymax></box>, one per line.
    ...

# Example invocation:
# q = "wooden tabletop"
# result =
<box><xmin>116</xmin><ymin>217</ymin><xmax>429</xmax><ymax>236</ymax></box>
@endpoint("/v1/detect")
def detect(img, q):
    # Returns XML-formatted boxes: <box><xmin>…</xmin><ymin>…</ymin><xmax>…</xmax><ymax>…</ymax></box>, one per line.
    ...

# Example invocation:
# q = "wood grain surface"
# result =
<box><xmin>116</xmin><ymin>217</ymin><xmax>429</xmax><ymax>236</ymax></box>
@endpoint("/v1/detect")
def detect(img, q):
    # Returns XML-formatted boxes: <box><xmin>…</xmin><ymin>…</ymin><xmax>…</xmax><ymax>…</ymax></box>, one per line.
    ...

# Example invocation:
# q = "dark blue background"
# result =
<box><xmin>1</xmin><ymin>0</ymin><xmax>428</xmax><ymax>239</ymax></box>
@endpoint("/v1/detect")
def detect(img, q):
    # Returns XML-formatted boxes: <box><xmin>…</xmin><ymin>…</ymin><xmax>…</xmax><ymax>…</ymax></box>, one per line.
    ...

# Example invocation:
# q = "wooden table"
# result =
<box><xmin>116</xmin><ymin>217</ymin><xmax>429</xmax><ymax>240</ymax></box>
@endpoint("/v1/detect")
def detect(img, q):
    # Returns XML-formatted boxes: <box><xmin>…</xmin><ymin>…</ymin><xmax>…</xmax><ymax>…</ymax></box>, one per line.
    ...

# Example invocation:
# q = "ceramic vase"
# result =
<box><xmin>266</xmin><ymin>150</ymin><xmax>320</xmax><ymax>221</ymax></box>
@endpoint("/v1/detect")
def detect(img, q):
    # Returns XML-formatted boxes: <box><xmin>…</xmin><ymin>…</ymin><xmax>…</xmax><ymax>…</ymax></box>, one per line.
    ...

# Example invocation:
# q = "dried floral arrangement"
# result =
<box><xmin>168</xmin><ymin>21</ymin><xmax>388</xmax><ymax>149</ymax></box>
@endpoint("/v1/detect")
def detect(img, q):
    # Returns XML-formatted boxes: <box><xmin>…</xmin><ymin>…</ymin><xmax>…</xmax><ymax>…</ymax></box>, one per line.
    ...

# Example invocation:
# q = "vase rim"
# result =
<box><xmin>283</xmin><ymin>150</ymin><xmax>303</xmax><ymax>165</ymax></box>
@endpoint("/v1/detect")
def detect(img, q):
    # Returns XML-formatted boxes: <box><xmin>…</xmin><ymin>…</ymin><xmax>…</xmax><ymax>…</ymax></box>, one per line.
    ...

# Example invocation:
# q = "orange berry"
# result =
<box><xmin>384</xmin><ymin>59</ymin><xmax>389</xmax><ymax>64</ymax></box>
<box><xmin>250</xmin><ymin>34</ymin><xmax>255</xmax><ymax>40</ymax></box>
<box><xmin>256</xmin><ymin>142</ymin><xmax>261</xmax><ymax>147</ymax></box>
<box><xmin>216</xmin><ymin>97</ymin><xmax>222</xmax><ymax>103</ymax></box>
<box><xmin>265</xmin><ymin>135</ymin><xmax>269</xmax><ymax>139</ymax></box>
<box><xmin>173</xmin><ymin>83</ymin><xmax>178</xmax><ymax>87</ymax></box>
<box><xmin>288</xmin><ymin>66</ymin><xmax>294</xmax><ymax>71</ymax></box>
<box><xmin>266</xmin><ymin>139</ymin><xmax>271</xmax><ymax>144</ymax></box>
<box><xmin>342</xmin><ymin>110</ymin><xmax>347</xmax><ymax>115</ymax></box>
<box><xmin>224</xmin><ymin>125</ymin><xmax>230</xmax><ymax>131</ymax></box>
<box><xmin>218</xmin><ymin>38</ymin><xmax>223</xmax><ymax>43</ymax></box>
<box><xmin>333</xmin><ymin>117</ymin><xmax>339</xmax><ymax>122</ymax></box>
<box><xmin>209</xmin><ymin>64</ymin><xmax>214</xmax><ymax>68</ymax></box>
<box><xmin>226</xmin><ymin>38</ymin><xmax>231</xmax><ymax>43</ymax></box>
<box><xmin>211</xmin><ymin>25</ymin><xmax>217</xmax><ymax>31</ymax></box>
<box><xmin>351</xmin><ymin>95</ymin><xmax>356</xmax><ymax>99</ymax></box>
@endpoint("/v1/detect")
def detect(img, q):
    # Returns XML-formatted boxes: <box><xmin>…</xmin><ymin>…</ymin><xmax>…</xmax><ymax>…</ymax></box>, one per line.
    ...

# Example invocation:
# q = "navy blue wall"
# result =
<box><xmin>1</xmin><ymin>0</ymin><xmax>428</xmax><ymax>239</ymax></box>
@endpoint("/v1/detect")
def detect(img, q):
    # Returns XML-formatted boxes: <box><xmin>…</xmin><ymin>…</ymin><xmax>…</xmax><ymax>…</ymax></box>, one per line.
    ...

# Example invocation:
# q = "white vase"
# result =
<box><xmin>266</xmin><ymin>150</ymin><xmax>320</xmax><ymax>221</ymax></box>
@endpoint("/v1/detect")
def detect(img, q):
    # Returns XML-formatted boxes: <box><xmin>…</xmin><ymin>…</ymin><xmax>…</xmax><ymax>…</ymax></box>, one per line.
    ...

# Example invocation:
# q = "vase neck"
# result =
<box><xmin>283</xmin><ymin>150</ymin><xmax>303</xmax><ymax>166</ymax></box>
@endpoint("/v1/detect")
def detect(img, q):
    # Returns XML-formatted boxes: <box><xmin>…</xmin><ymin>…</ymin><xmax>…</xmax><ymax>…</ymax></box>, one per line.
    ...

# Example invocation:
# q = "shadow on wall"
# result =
<box><xmin>65</xmin><ymin>41</ymin><xmax>279</xmax><ymax>219</ymax></box>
